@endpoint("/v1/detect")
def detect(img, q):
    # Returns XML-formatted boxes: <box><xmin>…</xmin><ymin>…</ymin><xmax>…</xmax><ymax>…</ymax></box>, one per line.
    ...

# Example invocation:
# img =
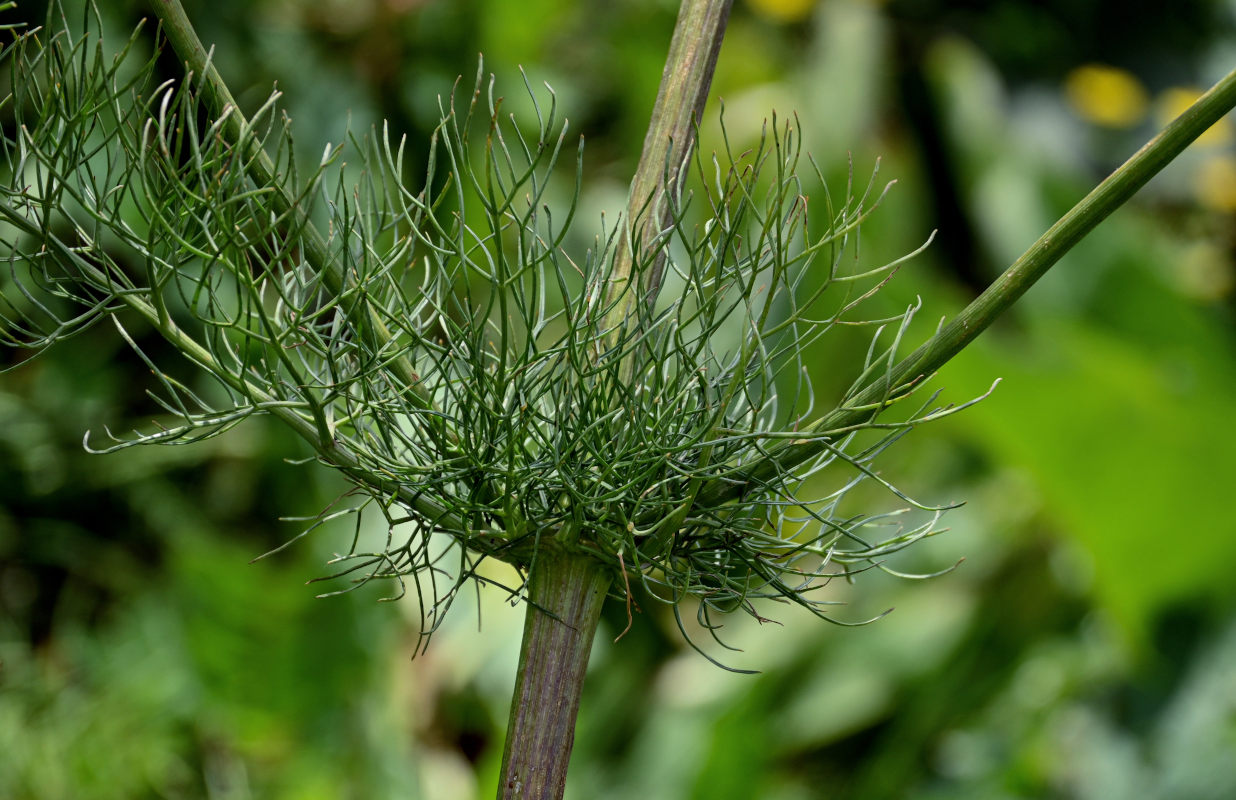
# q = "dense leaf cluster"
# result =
<box><xmin>1</xmin><ymin>7</ymin><xmax>971</xmax><ymax>652</ymax></box>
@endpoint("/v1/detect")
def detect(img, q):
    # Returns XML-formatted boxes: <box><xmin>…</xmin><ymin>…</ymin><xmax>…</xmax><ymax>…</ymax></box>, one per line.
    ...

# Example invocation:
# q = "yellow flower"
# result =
<box><xmin>1194</xmin><ymin>153</ymin><xmax>1236</xmax><ymax>212</ymax></box>
<box><xmin>1175</xmin><ymin>241</ymin><xmax>1234</xmax><ymax>301</ymax></box>
<box><xmin>1157</xmin><ymin>87</ymin><xmax>1234</xmax><ymax>146</ymax></box>
<box><xmin>1064</xmin><ymin>64</ymin><xmax>1148</xmax><ymax>128</ymax></box>
<box><xmin>746</xmin><ymin>0</ymin><xmax>817</xmax><ymax>24</ymax></box>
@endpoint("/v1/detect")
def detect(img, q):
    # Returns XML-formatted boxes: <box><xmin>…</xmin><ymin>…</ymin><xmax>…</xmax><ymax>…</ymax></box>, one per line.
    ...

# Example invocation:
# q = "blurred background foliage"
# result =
<box><xmin>2</xmin><ymin>0</ymin><xmax>1236</xmax><ymax>797</ymax></box>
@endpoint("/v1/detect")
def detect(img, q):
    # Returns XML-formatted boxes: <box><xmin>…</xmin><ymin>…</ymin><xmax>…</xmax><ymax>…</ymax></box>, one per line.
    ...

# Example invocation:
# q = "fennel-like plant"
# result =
<box><xmin>4</xmin><ymin>2</ymin><xmax>1236</xmax><ymax>797</ymax></box>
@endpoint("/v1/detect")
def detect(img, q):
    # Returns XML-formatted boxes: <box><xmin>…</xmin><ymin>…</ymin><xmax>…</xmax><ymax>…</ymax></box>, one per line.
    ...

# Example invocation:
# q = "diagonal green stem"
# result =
<box><xmin>0</xmin><ymin>210</ymin><xmax>474</xmax><ymax>540</ymax></box>
<box><xmin>695</xmin><ymin>61</ymin><xmax>1236</xmax><ymax>508</ymax></box>
<box><xmin>148</xmin><ymin>0</ymin><xmax>451</xmax><ymax>444</ymax></box>
<box><xmin>601</xmin><ymin>0</ymin><xmax>732</xmax><ymax>358</ymax></box>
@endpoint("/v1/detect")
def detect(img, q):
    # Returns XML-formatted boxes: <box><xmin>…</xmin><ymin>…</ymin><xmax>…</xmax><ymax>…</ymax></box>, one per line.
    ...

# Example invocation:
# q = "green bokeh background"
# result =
<box><xmin>3</xmin><ymin>1</ymin><xmax>1236</xmax><ymax>798</ymax></box>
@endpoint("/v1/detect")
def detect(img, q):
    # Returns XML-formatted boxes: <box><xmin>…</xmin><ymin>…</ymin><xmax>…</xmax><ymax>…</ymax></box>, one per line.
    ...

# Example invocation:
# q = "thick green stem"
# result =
<box><xmin>696</xmin><ymin>62</ymin><xmax>1236</xmax><ymax>508</ymax></box>
<box><xmin>498</xmin><ymin>552</ymin><xmax>612</xmax><ymax>800</ymax></box>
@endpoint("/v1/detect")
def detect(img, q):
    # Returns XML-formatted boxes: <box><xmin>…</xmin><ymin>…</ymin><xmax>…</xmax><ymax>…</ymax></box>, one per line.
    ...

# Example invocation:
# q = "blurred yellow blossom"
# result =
<box><xmin>1157</xmin><ymin>87</ymin><xmax>1234</xmax><ymax>146</ymax></box>
<box><xmin>1064</xmin><ymin>64</ymin><xmax>1149</xmax><ymax>128</ymax></box>
<box><xmin>746</xmin><ymin>0</ymin><xmax>817</xmax><ymax>24</ymax></box>
<box><xmin>1194</xmin><ymin>152</ymin><xmax>1236</xmax><ymax>212</ymax></box>
<box><xmin>1176</xmin><ymin>241</ymin><xmax>1235</xmax><ymax>300</ymax></box>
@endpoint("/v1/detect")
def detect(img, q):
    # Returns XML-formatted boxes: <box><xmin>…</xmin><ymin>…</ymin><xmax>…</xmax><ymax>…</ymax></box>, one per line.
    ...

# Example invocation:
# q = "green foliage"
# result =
<box><xmin>0</xmin><ymin>485</ymin><xmax>419</xmax><ymax>800</ymax></box>
<box><xmin>6</xmin><ymin>1</ymin><xmax>1236</xmax><ymax>798</ymax></box>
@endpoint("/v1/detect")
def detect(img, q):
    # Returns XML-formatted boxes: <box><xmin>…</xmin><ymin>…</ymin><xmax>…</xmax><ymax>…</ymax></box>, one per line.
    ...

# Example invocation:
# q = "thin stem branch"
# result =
<box><xmin>696</xmin><ymin>61</ymin><xmax>1236</xmax><ymax>508</ymax></box>
<box><xmin>498</xmin><ymin>552</ymin><xmax>612</xmax><ymax>800</ymax></box>
<box><xmin>0</xmin><ymin>210</ymin><xmax>473</xmax><ymax>537</ymax></box>
<box><xmin>148</xmin><ymin>0</ymin><xmax>451</xmax><ymax>442</ymax></box>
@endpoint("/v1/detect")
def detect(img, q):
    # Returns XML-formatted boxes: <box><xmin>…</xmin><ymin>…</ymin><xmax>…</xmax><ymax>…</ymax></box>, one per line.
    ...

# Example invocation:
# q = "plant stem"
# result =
<box><xmin>498</xmin><ymin>552</ymin><xmax>612</xmax><ymax>800</ymax></box>
<box><xmin>696</xmin><ymin>61</ymin><xmax>1236</xmax><ymax>508</ymax></box>
<box><xmin>497</xmin><ymin>6</ymin><xmax>729</xmax><ymax>795</ymax></box>
<box><xmin>601</xmin><ymin>0</ymin><xmax>732</xmax><ymax>347</ymax></box>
